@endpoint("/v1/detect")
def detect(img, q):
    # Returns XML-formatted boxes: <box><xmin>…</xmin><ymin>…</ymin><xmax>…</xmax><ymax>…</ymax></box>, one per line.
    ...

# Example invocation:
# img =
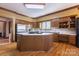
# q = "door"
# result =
<box><xmin>15</xmin><ymin>24</ymin><xmax>17</xmax><ymax>42</ymax></box>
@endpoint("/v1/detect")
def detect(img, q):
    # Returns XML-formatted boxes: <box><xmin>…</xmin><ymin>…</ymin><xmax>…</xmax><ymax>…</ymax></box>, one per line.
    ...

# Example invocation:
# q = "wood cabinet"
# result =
<box><xmin>59</xmin><ymin>17</ymin><xmax>70</xmax><ymax>22</ymax></box>
<box><xmin>51</xmin><ymin>16</ymin><xmax>76</xmax><ymax>28</ymax></box>
<box><xmin>53</xmin><ymin>34</ymin><xmax>69</xmax><ymax>42</ymax></box>
<box><xmin>58</xmin><ymin>34</ymin><xmax>69</xmax><ymax>42</ymax></box>
<box><xmin>51</xmin><ymin>19</ymin><xmax>59</xmax><ymax>27</ymax></box>
<box><xmin>17</xmin><ymin>34</ymin><xmax>52</xmax><ymax>51</ymax></box>
<box><xmin>32</xmin><ymin>22</ymin><xmax>39</xmax><ymax>28</ymax></box>
<box><xmin>53</xmin><ymin>33</ymin><xmax>59</xmax><ymax>42</ymax></box>
<box><xmin>69</xmin><ymin>16</ymin><xmax>76</xmax><ymax>28</ymax></box>
<box><xmin>59</xmin><ymin>17</ymin><xmax>70</xmax><ymax>28</ymax></box>
<box><xmin>59</xmin><ymin>16</ymin><xmax>76</xmax><ymax>28</ymax></box>
<box><xmin>59</xmin><ymin>21</ymin><xmax>69</xmax><ymax>28</ymax></box>
<box><xmin>53</xmin><ymin>34</ymin><xmax>76</xmax><ymax>46</ymax></box>
<box><xmin>69</xmin><ymin>35</ymin><xmax>76</xmax><ymax>45</ymax></box>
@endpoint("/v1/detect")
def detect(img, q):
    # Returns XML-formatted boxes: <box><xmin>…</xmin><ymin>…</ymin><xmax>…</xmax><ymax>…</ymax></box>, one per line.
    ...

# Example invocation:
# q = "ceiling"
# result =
<box><xmin>0</xmin><ymin>3</ymin><xmax>79</xmax><ymax>18</ymax></box>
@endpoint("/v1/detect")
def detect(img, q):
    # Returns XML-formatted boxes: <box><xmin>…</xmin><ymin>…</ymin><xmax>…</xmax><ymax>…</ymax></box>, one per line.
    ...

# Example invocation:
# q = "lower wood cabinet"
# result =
<box><xmin>53</xmin><ymin>34</ymin><xmax>76</xmax><ymax>46</ymax></box>
<box><xmin>17</xmin><ymin>34</ymin><xmax>53</xmax><ymax>51</ymax></box>
<box><xmin>53</xmin><ymin>33</ymin><xmax>59</xmax><ymax>42</ymax></box>
<box><xmin>51</xmin><ymin>20</ymin><xmax>59</xmax><ymax>28</ymax></box>
<box><xmin>69</xmin><ymin>35</ymin><xmax>76</xmax><ymax>45</ymax></box>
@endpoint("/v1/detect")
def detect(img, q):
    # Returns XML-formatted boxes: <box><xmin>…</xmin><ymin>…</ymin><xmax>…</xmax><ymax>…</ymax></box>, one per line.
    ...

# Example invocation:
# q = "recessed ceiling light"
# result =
<box><xmin>24</xmin><ymin>3</ymin><xmax>45</xmax><ymax>9</ymax></box>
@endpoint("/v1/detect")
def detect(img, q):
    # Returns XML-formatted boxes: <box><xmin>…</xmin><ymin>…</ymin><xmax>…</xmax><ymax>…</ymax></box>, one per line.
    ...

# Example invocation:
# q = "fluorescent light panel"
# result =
<box><xmin>24</xmin><ymin>3</ymin><xmax>45</xmax><ymax>9</ymax></box>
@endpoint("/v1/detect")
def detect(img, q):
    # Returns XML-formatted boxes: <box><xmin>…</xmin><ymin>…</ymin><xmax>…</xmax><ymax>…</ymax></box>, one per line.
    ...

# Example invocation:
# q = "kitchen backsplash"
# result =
<box><xmin>39</xmin><ymin>27</ymin><xmax>76</xmax><ymax>34</ymax></box>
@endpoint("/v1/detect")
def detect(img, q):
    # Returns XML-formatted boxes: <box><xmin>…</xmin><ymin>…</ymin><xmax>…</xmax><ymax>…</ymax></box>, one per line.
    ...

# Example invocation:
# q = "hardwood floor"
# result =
<box><xmin>0</xmin><ymin>42</ymin><xmax>79</xmax><ymax>56</ymax></box>
<box><xmin>0</xmin><ymin>38</ymin><xmax>9</xmax><ymax>44</ymax></box>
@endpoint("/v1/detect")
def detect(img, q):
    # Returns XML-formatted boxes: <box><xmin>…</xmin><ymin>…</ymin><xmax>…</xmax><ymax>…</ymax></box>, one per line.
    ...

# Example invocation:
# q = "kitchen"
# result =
<box><xmin>0</xmin><ymin>3</ymin><xmax>79</xmax><ymax>56</ymax></box>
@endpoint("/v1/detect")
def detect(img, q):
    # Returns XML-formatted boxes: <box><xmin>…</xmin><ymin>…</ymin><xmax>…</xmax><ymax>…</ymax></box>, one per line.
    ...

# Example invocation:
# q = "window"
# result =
<box><xmin>17</xmin><ymin>24</ymin><xmax>32</xmax><ymax>33</ymax></box>
<box><xmin>46</xmin><ymin>21</ymin><xmax>51</xmax><ymax>29</ymax></box>
<box><xmin>40</xmin><ymin>21</ymin><xmax>51</xmax><ymax>29</ymax></box>
<box><xmin>17</xmin><ymin>24</ymin><xmax>27</xmax><ymax>33</ymax></box>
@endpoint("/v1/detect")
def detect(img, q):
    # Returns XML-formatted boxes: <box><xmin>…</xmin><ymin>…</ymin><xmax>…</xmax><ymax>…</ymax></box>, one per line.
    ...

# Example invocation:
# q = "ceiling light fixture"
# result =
<box><xmin>24</xmin><ymin>3</ymin><xmax>45</xmax><ymax>9</ymax></box>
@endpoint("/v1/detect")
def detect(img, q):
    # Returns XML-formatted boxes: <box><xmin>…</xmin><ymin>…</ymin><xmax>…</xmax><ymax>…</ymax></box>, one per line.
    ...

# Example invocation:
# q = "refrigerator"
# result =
<box><xmin>76</xmin><ymin>18</ymin><xmax>79</xmax><ymax>47</ymax></box>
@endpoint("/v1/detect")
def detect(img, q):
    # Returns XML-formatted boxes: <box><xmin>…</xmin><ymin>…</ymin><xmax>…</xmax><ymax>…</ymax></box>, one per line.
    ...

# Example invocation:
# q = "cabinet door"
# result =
<box><xmin>53</xmin><ymin>34</ymin><xmax>59</xmax><ymax>42</ymax></box>
<box><xmin>69</xmin><ymin>35</ymin><xmax>76</xmax><ymax>45</ymax></box>
<box><xmin>59</xmin><ymin>17</ymin><xmax>70</xmax><ymax>22</ymax></box>
<box><xmin>51</xmin><ymin>20</ymin><xmax>59</xmax><ymax>27</ymax></box>
<box><xmin>32</xmin><ymin>22</ymin><xmax>39</xmax><ymax>28</ymax></box>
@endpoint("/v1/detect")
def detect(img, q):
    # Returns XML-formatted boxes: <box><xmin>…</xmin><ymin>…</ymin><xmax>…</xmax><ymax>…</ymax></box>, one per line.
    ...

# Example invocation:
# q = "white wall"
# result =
<box><xmin>0</xmin><ymin>22</ymin><xmax>4</xmax><ymax>37</ymax></box>
<box><xmin>6</xmin><ymin>21</ymin><xmax>9</xmax><ymax>37</ymax></box>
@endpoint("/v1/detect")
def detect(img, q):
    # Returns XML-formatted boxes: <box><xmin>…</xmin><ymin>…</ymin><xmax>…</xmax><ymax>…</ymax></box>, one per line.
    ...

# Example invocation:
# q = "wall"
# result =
<box><xmin>0</xmin><ymin>22</ymin><xmax>4</xmax><ymax>32</ymax></box>
<box><xmin>36</xmin><ymin>7</ymin><xmax>78</xmax><ymax>22</ymax></box>
<box><xmin>0</xmin><ymin>17</ymin><xmax>12</xmax><ymax>38</ymax></box>
<box><xmin>0</xmin><ymin>8</ymin><xmax>36</xmax><ymax>41</ymax></box>
<box><xmin>76</xmin><ymin>8</ymin><xmax>79</xmax><ymax>18</ymax></box>
<box><xmin>0</xmin><ymin>9</ymin><xmax>35</xmax><ymax>22</ymax></box>
<box><xmin>0</xmin><ymin>22</ymin><xmax>4</xmax><ymax>37</ymax></box>
<box><xmin>6</xmin><ymin>21</ymin><xmax>9</xmax><ymax>37</ymax></box>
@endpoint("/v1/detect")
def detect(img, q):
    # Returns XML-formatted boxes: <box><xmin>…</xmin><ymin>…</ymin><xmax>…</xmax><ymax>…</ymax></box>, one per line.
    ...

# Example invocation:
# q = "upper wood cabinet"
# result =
<box><xmin>69</xmin><ymin>16</ymin><xmax>76</xmax><ymax>28</ymax></box>
<box><xmin>51</xmin><ymin>19</ymin><xmax>59</xmax><ymax>28</ymax></box>
<box><xmin>59</xmin><ymin>16</ymin><xmax>76</xmax><ymax>28</ymax></box>
<box><xmin>32</xmin><ymin>22</ymin><xmax>39</xmax><ymax>28</ymax></box>
<box><xmin>51</xmin><ymin>16</ymin><xmax>76</xmax><ymax>28</ymax></box>
<box><xmin>59</xmin><ymin>17</ymin><xmax>70</xmax><ymax>22</ymax></box>
<box><xmin>59</xmin><ymin>17</ymin><xmax>70</xmax><ymax>28</ymax></box>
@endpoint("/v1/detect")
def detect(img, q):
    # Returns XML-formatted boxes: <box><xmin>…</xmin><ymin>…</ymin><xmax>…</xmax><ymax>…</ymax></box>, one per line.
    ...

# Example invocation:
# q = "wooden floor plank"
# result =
<box><xmin>0</xmin><ymin>42</ymin><xmax>79</xmax><ymax>56</ymax></box>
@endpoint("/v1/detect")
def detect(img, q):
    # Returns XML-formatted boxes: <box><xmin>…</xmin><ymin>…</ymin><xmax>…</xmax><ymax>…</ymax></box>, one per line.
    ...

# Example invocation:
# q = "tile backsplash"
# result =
<box><xmin>40</xmin><ymin>27</ymin><xmax>76</xmax><ymax>35</ymax></box>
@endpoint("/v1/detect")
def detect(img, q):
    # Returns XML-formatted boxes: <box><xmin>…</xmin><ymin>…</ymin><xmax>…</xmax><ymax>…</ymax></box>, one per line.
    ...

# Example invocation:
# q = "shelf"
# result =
<box><xmin>69</xmin><ymin>16</ymin><xmax>75</xmax><ymax>28</ymax></box>
<box><xmin>59</xmin><ymin>21</ymin><xmax>68</xmax><ymax>28</ymax></box>
<box><xmin>59</xmin><ymin>16</ymin><xmax>76</xmax><ymax>28</ymax></box>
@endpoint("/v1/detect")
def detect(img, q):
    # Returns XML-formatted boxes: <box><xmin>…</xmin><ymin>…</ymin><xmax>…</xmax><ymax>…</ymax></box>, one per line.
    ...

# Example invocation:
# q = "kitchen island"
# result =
<box><xmin>17</xmin><ymin>33</ymin><xmax>53</xmax><ymax>51</ymax></box>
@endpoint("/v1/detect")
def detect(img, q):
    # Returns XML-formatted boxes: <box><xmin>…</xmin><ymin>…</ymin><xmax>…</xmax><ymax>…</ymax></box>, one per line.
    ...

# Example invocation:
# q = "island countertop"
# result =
<box><xmin>17</xmin><ymin>33</ymin><xmax>53</xmax><ymax>36</ymax></box>
<box><xmin>17</xmin><ymin>32</ymin><xmax>76</xmax><ymax>36</ymax></box>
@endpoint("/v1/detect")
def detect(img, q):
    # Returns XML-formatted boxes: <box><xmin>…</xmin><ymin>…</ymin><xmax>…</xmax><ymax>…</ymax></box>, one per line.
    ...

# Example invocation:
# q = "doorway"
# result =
<box><xmin>0</xmin><ymin>17</ymin><xmax>13</xmax><ymax>45</ymax></box>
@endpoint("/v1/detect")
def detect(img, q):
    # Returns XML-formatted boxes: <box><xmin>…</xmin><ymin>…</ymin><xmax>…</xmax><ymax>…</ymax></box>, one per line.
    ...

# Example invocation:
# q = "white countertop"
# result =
<box><xmin>17</xmin><ymin>33</ymin><xmax>53</xmax><ymax>36</ymax></box>
<box><xmin>17</xmin><ymin>28</ymin><xmax>76</xmax><ymax>36</ymax></box>
<box><xmin>17</xmin><ymin>32</ymin><xmax>76</xmax><ymax>36</ymax></box>
<box><xmin>59</xmin><ymin>32</ymin><xmax>76</xmax><ymax>35</ymax></box>
<box><xmin>40</xmin><ymin>29</ymin><xmax>76</xmax><ymax>35</ymax></box>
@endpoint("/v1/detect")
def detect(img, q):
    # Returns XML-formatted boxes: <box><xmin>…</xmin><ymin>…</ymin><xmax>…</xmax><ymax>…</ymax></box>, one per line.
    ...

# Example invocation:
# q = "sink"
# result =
<box><xmin>53</xmin><ymin>32</ymin><xmax>60</xmax><ymax>34</ymax></box>
<box><xmin>29</xmin><ymin>32</ymin><xmax>42</xmax><ymax>34</ymax></box>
